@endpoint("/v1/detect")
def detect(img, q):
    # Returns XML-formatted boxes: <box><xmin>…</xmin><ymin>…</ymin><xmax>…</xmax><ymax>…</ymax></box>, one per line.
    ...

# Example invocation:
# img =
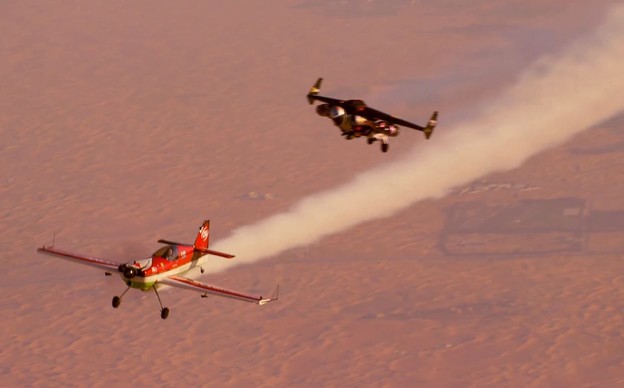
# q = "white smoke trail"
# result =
<box><xmin>202</xmin><ymin>6</ymin><xmax>624</xmax><ymax>275</ymax></box>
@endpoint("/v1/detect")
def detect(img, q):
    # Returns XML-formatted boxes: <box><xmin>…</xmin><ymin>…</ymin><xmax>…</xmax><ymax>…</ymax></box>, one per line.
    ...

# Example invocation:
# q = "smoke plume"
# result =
<box><xmin>202</xmin><ymin>6</ymin><xmax>624</xmax><ymax>275</ymax></box>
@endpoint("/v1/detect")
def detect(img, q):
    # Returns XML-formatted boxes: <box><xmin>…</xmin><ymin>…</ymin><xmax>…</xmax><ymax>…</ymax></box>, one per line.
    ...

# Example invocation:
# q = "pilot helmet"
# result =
<box><xmin>329</xmin><ymin>106</ymin><xmax>346</xmax><ymax>119</ymax></box>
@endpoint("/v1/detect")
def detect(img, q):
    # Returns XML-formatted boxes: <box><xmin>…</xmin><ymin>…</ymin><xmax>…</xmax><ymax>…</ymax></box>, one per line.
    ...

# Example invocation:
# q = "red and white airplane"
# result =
<box><xmin>37</xmin><ymin>220</ymin><xmax>278</xmax><ymax>319</ymax></box>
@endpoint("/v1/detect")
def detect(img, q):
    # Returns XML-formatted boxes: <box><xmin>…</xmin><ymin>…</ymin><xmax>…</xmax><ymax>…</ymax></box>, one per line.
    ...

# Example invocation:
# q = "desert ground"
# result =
<box><xmin>2</xmin><ymin>1</ymin><xmax>624</xmax><ymax>386</ymax></box>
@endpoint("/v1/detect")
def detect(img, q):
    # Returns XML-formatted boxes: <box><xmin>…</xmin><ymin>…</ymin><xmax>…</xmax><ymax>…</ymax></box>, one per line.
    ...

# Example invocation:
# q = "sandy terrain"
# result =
<box><xmin>2</xmin><ymin>1</ymin><xmax>624</xmax><ymax>386</ymax></box>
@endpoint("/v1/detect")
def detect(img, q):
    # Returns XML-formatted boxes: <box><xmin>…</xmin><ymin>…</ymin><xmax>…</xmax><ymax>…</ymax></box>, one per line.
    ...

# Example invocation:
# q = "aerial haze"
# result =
<box><xmin>2</xmin><ymin>1</ymin><xmax>624</xmax><ymax>386</ymax></box>
<box><xmin>206</xmin><ymin>5</ymin><xmax>624</xmax><ymax>274</ymax></box>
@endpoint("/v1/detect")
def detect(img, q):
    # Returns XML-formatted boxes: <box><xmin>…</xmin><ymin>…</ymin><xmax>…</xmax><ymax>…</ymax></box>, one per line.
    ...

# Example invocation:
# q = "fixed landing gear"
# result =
<box><xmin>111</xmin><ymin>285</ymin><xmax>171</xmax><ymax>320</ymax></box>
<box><xmin>367</xmin><ymin>138</ymin><xmax>375</xmax><ymax>145</ymax></box>
<box><xmin>153</xmin><ymin>287</ymin><xmax>169</xmax><ymax>320</ymax></box>
<box><xmin>381</xmin><ymin>142</ymin><xmax>389</xmax><ymax>153</ymax></box>
<box><xmin>112</xmin><ymin>286</ymin><xmax>131</xmax><ymax>308</ymax></box>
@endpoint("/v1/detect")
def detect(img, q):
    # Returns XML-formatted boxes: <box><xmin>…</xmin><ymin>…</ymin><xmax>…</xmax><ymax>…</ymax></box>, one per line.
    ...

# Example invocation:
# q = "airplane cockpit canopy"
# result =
<box><xmin>152</xmin><ymin>245</ymin><xmax>178</xmax><ymax>261</ymax></box>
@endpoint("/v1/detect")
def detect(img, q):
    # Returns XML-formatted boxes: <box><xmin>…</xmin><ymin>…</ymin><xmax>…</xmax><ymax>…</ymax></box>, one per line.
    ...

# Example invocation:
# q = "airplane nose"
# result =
<box><xmin>124</xmin><ymin>267</ymin><xmax>137</xmax><ymax>279</ymax></box>
<box><xmin>118</xmin><ymin>264</ymin><xmax>137</xmax><ymax>279</ymax></box>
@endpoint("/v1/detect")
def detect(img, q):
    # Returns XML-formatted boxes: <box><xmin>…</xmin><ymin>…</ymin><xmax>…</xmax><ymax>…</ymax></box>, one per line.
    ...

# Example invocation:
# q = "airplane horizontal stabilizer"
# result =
<box><xmin>157</xmin><ymin>239</ymin><xmax>188</xmax><ymax>246</ymax></box>
<box><xmin>194</xmin><ymin>247</ymin><xmax>235</xmax><ymax>259</ymax></box>
<box><xmin>157</xmin><ymin>239</ymin><xmax>234</xmax><ymax>258</ymax></box>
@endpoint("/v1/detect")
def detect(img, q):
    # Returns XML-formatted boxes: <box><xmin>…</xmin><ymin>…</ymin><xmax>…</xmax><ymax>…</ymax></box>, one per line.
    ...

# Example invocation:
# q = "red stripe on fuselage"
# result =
<box><xmin>143</xmin><ymin>246</ymin><xmax>195</xmax><ymax>276</ymax></box>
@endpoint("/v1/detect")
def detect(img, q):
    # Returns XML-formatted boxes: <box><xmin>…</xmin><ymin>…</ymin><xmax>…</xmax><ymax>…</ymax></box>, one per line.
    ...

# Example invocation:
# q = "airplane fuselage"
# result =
<box><xmin>36</xmin><ymin>219</ymin><xmax>275</xmax><ymax>320</ymax></box>
<box><xmin>119</xmin><ymin>245</ymin><xmax>204</xmax><ymax>291</ymax></box>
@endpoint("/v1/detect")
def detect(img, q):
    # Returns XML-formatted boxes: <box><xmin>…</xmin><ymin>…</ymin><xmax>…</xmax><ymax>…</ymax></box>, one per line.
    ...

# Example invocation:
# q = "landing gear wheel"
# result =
<box><xmin>367</xmin><ymin>138</ymin><xmax>375</xmax><ymax>145</ymax></box>
<box><xmin>381</xmin><ymin>142</ymin><xmax>389</xmax><ymax>153</ymax></box>
<box><xmin>161</xmin><ymin>307</ymin><xmax>170</xmax><ymax>320</ymax></box>
<box><xmin>112</xmin><ymin>296</ymin><xmax>121</xmax><ymax>308</ymax></box>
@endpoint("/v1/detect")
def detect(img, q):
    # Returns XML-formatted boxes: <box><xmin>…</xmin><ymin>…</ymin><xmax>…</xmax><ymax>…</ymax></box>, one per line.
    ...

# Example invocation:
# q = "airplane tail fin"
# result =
<box><xmin>158</xmin><ymin>220</ymin><xmax>234</xmax><ymax>259</ymax></box>
<box><xmin>307</xmin><ymin>78</ymin><xmax>323</xmax><ymax>104</ymax></box>
<box><xmin>423</xmin><ymin>111</ymin><xmax>438</xmax><ymax>139</ymax></box>
<box><xmin>193</xmin><ymin>220</ymin><xmax>211</xmax><ymax>250</ymax></box>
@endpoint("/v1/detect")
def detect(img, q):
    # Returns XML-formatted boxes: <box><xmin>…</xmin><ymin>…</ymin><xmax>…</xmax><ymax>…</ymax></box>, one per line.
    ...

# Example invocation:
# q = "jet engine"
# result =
<box><xmin>316</xmin><ymin>104</ymin><xmax>331</xmax><ymax>117</ymax></box>
<box><xmin>375</xmin><ymin>120</ymin><xmax>400</xmax><ymax>136</ymax></box>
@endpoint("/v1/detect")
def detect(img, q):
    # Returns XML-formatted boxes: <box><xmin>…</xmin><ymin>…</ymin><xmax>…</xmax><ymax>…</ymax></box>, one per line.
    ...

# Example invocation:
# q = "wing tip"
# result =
<box><xmin>424</xmin><ymin>111</ymin><xmax>438</xmax><ymax>139</ymax></box>
<box><xmin>307</xmin><ymin>77</ymin><xmax>323</xmax><ymax>104</ymax></box>
<box><xmin>259</xmin><ymin>284</ymin><xmax>280</xmax><ymax>305</ymax></box>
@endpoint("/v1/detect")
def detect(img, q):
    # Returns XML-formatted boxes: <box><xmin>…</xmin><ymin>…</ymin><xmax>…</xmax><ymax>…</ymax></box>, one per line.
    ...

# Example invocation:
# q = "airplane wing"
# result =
<box><xmin>364</xmin><ymin>107</ymin><xmax>424</xmax><ymax>129</ymax></box>
<box><xmin>308</xmin><ymin>94</ymin><xmax>345</xmax><ymax>106</ymax></box>
<box><xmin>37</xmin><ymin>246</ymin><xmax>120</xmax><ymax>272</ymax></box>
<box><xmin>159</xmin><ymin>275</ymin><xmax>279</xmax><ymax>305</ymax></box>
<box><xmin>363</xmin><ymin>108</ymin><xmax>438</xmax><ymax>139</ymax></box>
<box><xmin>307</xmin><ymin>77</ymin><xmax>346</xmax><ymax>106</ymax></box>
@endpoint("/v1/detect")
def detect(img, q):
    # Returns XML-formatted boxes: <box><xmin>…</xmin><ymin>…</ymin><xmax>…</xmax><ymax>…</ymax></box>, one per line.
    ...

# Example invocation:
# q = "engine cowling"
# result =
<box><xmin>118</xmin><ymin>264</ymin><xmax>138</xmax><ymax>279</ymax></box>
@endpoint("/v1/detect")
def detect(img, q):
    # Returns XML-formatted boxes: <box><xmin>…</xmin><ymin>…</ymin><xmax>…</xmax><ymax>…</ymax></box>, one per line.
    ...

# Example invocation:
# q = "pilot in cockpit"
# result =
<box><xmin>153</xmin><ymin>245</ymin><xmax>178</xmax><ymax>261</ymax></box>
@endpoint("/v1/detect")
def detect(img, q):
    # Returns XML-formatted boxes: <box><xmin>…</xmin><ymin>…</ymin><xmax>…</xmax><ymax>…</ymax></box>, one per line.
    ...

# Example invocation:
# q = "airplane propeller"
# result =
<box><xmin>118</xmin><ymin>264</ymin><xmax>138</xmax><ymax>279</ymax></box>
